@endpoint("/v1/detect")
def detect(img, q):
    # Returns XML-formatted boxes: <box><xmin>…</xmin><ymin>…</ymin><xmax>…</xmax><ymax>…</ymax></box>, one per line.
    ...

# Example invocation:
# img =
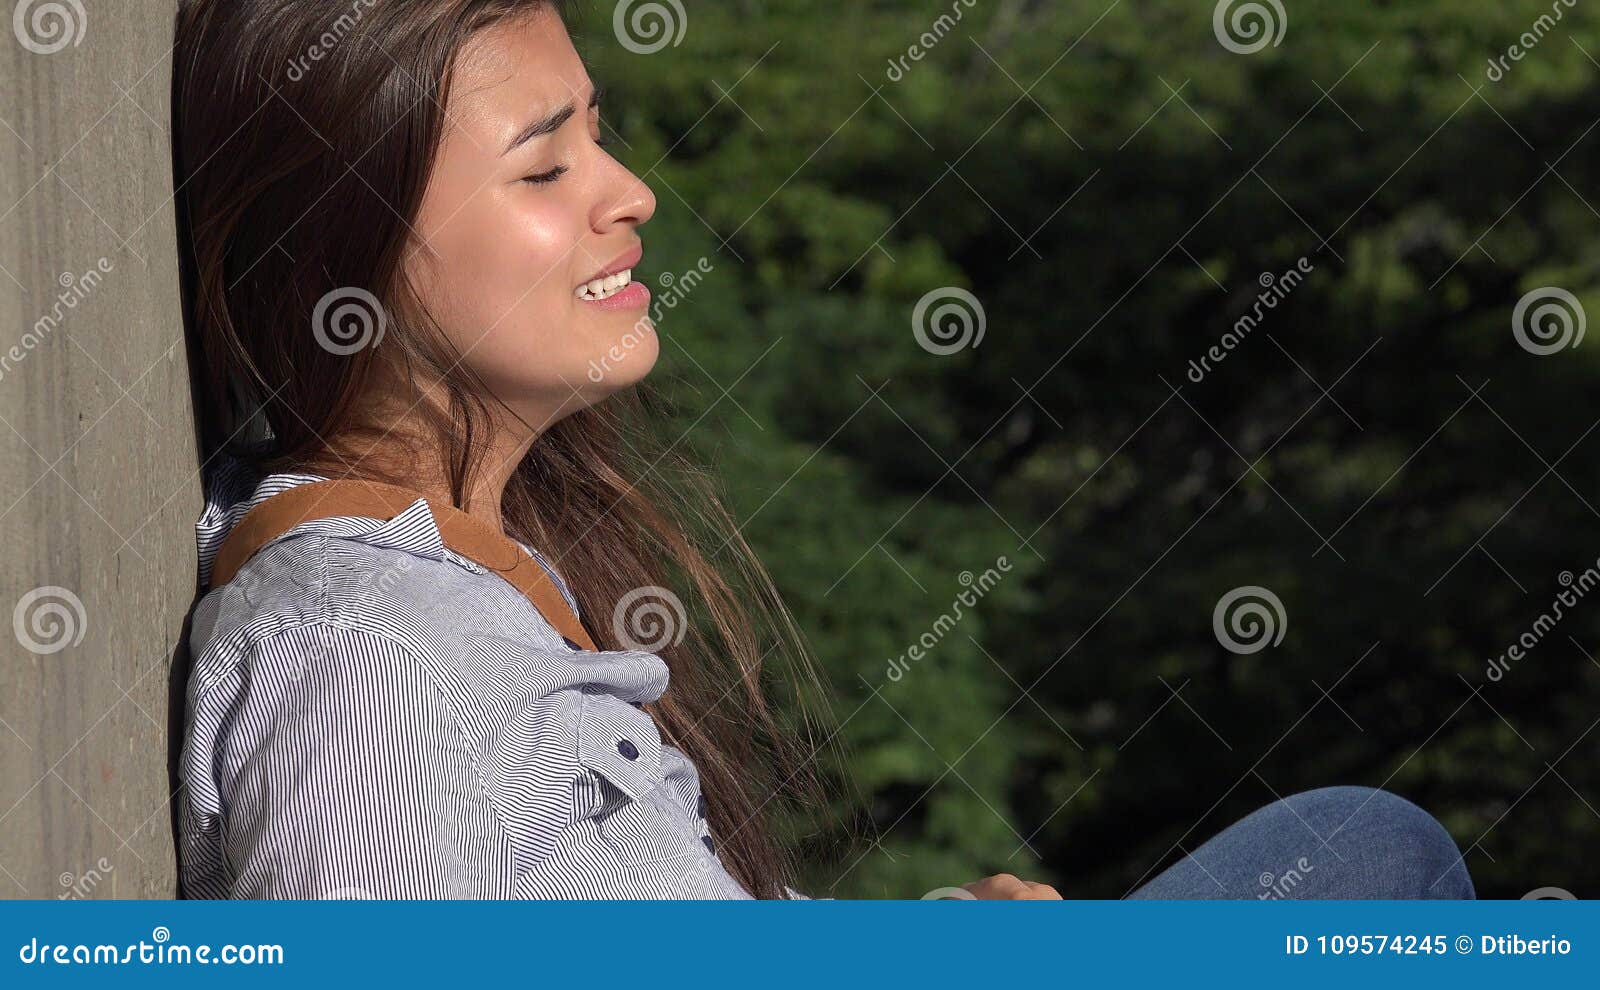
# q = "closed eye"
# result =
<box><xmin>522</xmin><ymin>164</ymin><xmax>569</xmax><ymax>185</ymax></box>
<box><xmin>520</xmin><ymin>136</ymin><xmax>614</xmax><ymax>186</ymax></box>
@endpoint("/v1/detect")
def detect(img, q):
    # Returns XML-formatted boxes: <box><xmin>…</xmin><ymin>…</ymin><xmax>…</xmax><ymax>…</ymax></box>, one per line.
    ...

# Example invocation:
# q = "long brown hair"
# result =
<box><xmin>172</xmin><ymin>0</ymin><xmax>846</xmax><ymax>898</ymax></box>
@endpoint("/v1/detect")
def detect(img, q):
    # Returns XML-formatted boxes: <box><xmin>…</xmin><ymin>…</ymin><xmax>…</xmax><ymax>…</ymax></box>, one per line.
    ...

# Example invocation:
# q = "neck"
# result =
<box><xmin>320</xmin><ymin>383</ymin><xmax>558</xmax><ymax>539</ymax></box>
<box><xmin>453</xmin><ymin>418</ymin><xmax>538</xmax><ymax>535</ymax></box>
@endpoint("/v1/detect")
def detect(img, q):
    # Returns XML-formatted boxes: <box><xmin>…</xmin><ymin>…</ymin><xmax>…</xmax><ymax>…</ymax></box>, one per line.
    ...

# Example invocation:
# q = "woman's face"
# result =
<box><xmin>403</xmin><ymin>7</ymin><xmax>659</xmax><ymax>431</ymax></box>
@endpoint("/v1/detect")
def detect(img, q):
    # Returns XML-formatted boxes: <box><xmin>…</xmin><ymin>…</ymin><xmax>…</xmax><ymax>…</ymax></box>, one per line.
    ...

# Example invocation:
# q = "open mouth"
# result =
<box><xmin>575</xmin><ymin>243</ymin><xmax>644</xmax><ymax>302</ymax></box>
<box><xmin>575</xmin><ymin>268</ymin><xmax>633</xmax><ymax>301</ymax></box>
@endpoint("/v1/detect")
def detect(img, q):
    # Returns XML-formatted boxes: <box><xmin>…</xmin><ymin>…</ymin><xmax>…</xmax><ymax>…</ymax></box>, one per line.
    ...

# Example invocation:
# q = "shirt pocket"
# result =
<box><xmin>576</xmin><ymin>690</ymin><xmax>700</xmax><ymax>866</ymax></box>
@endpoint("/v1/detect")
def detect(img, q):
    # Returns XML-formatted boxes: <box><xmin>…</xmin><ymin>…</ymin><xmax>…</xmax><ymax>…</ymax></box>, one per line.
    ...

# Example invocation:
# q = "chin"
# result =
<box><xmin>581</xmin><ymin>321</ymin><xmax>659</xmax><ymax>389</ymax></box>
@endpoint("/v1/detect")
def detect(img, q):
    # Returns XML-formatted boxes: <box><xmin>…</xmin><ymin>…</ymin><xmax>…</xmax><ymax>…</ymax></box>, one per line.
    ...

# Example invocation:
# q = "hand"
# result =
<box><xmin>959</xmin><ymin>873</ymin><xmax>1062</xmax><ymax>900</ymax></box>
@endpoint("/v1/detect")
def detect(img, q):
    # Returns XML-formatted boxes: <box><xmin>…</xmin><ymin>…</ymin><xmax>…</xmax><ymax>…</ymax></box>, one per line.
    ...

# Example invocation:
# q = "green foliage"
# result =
<box><xmin>584</xmin><ymin>0</ymin><xmax>1600</xmax><ymax>898</ymax></box>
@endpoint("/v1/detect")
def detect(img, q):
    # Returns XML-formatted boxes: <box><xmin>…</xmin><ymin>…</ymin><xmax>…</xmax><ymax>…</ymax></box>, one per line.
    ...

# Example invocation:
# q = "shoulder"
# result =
<box><xmin>184</xmin><ymin>525</ymin><xmax>667</xmax><ymax>742</ymax></box>
<box><xmin>183</xmin><ymin>501</ymin><xmax>672</xmax><ymax>773</ymax></box>
<box><xmin>187</xmin><ymin>529</ymin><xmax>451</xmax><ymax>696</ymax></box>
<box><xmin>190</xmin><ymin>498</ymin><xmax>552</xmax><ymax>690</ymax></box>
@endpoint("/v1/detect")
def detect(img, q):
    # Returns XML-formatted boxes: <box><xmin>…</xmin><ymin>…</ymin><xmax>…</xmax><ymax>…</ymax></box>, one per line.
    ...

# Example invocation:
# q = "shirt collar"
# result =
<box><xmin>194</xmin><ymin>451</ymin><xmax>574</xmax><ymax>611</ymax></box>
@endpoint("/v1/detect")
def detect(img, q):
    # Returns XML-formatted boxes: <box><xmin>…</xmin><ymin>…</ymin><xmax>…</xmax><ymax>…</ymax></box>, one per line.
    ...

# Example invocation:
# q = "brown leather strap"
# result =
<box><xmin>209</xmin><ymin>479</ymin><xmax>597</xmax><ymax>650</ymax></box>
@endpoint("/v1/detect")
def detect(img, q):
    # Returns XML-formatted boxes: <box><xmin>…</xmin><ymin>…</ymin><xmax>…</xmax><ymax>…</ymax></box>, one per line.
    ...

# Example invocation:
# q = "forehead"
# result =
<box><xmin>445</xmin><ymin>9</ymin><xmax>590</xmax><ymax>143</ymax></box>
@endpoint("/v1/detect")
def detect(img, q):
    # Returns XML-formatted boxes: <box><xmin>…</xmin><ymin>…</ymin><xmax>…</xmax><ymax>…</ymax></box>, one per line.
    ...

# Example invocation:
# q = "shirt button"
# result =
<box><xmin>696</xmin><ymin>794</ymin><xmax>706</xmax><ymax>818</ymax></box>
<box><xmin>561</xmin><ymin>636</ymin><xmax>582</xmax><ymax>650</ymax></box>
<box><xmin>616</xmin><ymin>738</ymin><xmax>639</xmax><ymax>760</ymax></box>
<box><xmin>702</xmin><ymin>834</ymin><xmax>715</xmax><ymax>854</ymax></box>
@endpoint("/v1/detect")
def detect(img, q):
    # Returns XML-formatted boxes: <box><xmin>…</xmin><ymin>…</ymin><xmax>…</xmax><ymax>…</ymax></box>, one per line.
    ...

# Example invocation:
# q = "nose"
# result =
<box><xmin>592</xmin><ymin>157</ymin><xmax>656</xmax><ymax>232</ymax></box>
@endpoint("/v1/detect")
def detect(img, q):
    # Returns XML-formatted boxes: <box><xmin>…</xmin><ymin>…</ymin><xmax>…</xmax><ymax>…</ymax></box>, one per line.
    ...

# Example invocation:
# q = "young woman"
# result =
<box><xmin>171</xmin><ymin>0</ymin><xmax>1476</xmax><ymax>900</ymax></box>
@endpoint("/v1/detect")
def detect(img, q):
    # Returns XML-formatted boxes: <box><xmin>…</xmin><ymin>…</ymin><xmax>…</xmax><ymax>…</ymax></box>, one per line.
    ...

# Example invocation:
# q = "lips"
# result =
<box><xmin>577</xmin><ymin>242</ymin><xmax>643</xmax><ymax>288</ymax></box>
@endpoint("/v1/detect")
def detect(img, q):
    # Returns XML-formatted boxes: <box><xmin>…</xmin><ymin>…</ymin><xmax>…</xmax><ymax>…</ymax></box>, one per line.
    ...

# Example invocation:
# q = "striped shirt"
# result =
<box><xmin>179</xmin><ymin>453</ymin><xmax>808</xmax><ymax>899</ymax></box>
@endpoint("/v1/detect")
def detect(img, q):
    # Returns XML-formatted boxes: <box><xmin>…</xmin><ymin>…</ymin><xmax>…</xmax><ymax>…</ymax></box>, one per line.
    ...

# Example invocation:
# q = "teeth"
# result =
<box><xmin>577</xmin><ymin>268</ymin><xmax>632</xmax><ymax>301</ymax></box>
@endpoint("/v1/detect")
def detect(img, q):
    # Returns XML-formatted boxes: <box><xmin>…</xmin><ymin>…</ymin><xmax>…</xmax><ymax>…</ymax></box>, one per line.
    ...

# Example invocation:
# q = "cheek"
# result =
<box><xmin>450</xmin><ymin>193</ymin><xmax>576</xmax><ymax>319</ymax></box>
<box><xmin>426</xmin><ymin>191</ymin><xmax>585</xmax><ymax>370</ymax></box>
<box><xmin>495</xmin><ymin>195</ymin><xmax>579</xmax><ymax>288</ymax></box>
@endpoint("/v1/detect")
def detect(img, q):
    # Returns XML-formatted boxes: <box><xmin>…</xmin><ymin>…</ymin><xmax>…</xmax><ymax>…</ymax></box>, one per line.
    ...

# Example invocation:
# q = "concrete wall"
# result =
<box><xmin>0</xmin><ymin>1</ymin><xmax>189</xmax><ymax>898</ymax></box>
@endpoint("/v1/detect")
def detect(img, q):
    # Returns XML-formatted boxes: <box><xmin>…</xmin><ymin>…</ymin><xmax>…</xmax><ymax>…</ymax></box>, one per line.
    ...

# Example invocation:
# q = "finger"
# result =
<box><xmin>962</xmin><ymin>874</ymin><xmax>1027</xmax><ymax>899</ymax></box>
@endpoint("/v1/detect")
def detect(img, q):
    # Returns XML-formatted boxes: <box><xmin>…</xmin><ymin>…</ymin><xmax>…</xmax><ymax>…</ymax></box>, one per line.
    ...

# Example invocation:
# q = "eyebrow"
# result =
<box><xmin>502</xmin><ymin>85</ymin><xmax>604</xmax><ymax>156</ymax></box>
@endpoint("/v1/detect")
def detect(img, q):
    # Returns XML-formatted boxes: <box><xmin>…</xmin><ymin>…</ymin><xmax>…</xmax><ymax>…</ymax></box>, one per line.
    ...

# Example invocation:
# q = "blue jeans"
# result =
<box><xmin>1128</xmin><ymin>786</ymin><xmax>1476</xmax><ymax>899</ymax></box>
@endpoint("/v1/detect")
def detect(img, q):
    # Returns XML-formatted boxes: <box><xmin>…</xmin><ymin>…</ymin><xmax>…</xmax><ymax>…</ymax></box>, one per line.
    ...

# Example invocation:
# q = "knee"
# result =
<box><xmin>1288</xmin><ymin>786</ymin><xmax>1475</xmax><ymax>899</ymax></box>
